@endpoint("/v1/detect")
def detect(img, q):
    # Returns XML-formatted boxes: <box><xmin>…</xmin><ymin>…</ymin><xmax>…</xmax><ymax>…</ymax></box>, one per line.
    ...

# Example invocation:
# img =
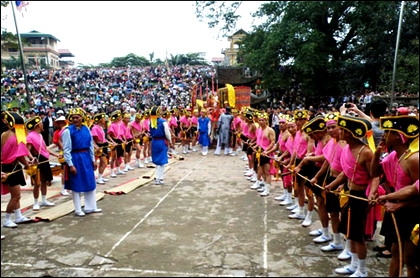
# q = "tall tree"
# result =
<box><xmin>196</xmin><ymin>1</ymin><xmax>419</xmax><ymax>97</ymax></box>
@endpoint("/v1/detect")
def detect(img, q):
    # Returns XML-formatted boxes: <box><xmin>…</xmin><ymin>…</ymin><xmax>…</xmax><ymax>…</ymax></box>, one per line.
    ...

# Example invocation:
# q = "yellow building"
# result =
<box><xmin>221</xmin><ymin>29</ymin><xmax>248</xmax><ymax>66</ymax></box>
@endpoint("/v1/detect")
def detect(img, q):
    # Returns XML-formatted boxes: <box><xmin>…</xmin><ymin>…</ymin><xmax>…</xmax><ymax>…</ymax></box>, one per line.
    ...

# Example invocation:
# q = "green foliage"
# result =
<box><xmin>196</xmin><ymin>1</ymin><xmax>419</xmax><ymax>97</ymax></box>
<box><xmin>195</xmin><ymin>1</ymin><xmax>243</xmax><ymax>37</ymax></box>
<box><xmin>167</xmin><ymin>52</ymin><xmax>208</xmax><ymax>66</ymax></box>
<box><xmin>109</xmin><ymin>53</ymin><xmax>151</xmax><ymax>68</ymax></box>
<box><xmin>75</xmin><ymin>52</ymin><xmax>208</xmax><ymax>68</ymax></box>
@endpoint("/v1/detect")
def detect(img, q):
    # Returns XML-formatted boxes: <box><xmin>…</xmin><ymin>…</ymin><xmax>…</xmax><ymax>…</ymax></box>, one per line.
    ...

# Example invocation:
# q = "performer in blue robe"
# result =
<box><xmin>197</xmin><ymin>109</ymin><xmax>211</xmax><ymax>155</ymax></box>
<box><xmin>62</xmin><ymin>108</ymin><xmax>102</xmax><ymax>216</ymax></box>
<box><xmin>149</xmin><ymin>106</ymin><xmax>173</xmax><ymax>185</ymax></box>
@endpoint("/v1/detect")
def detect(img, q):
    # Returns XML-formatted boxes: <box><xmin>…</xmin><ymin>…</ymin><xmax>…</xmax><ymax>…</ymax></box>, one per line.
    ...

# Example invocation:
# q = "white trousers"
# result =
<box><xmin>72</xmin><ymin>190</ymin><xmax>98</xmax><ymax>213</ymax></box>
<box><xmin>155</xmin><ymin>165</ymin><xmax>165</xmax><ymax>180</ymax></box>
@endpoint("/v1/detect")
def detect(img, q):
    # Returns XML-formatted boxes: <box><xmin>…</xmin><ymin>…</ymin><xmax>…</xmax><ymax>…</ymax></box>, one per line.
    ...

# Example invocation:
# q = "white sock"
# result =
<box><xmin>34</xmin><ymin>198</ymin><xmax>39</xmax><ymax>205</ymax></box>
<box><xmin>298</xmin><ymin>206</ymin><xmax>305</xmax><ymax>214</ymax></box>
<box><xmin>42</xmin><ymin>195</ymin><xmax>47</xmax><ymax>203</ymax></box>
<box><xmin>358</xmin><ymin>259</ymin><xmax>366</xmax><ymax>273</ymax></box>
<box><xmin>333</xmin><ymin>233</ymin><xmax>341</xmax><ymax>245</ymax></box>
<box><xmin>14</xmin><ymin>209</ymin><xmax>23</xmax><ymax>218</ymax></box>
<box><xmin>5</xmin><ymin>213</ymin><xmax>12</xmax><ymax>221</ymax></box>
<box><xmin>350</xmin><ymin>252</ymin><xmax>359</xmax><ymax>269</ymax></box>
<box><xmin>345</xmin><ymin>238</ymin><xmax>351</xmax><ymax>250</ymax></box>
<box><xmin>111</xmin><ymin>169</ymin><xmax>115</xmax><ymax>175</ymax></box>
<box><xmin>322</xmin><ymin>227</ymin><xmax>330</xmax><ymax>237</ymax></box>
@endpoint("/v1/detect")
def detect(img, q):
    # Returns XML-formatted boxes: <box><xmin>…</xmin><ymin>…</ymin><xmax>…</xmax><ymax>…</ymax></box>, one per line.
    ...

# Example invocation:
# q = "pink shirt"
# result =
<box><xmin>130</xmin><ymin>120</ymin><xmax>143</xmax><ymax>133</ymax></box>
<box><xmin>169</xmin><ymin>116</ymin><xmax>178</xmax><ymax>128</ymax></box>
<box><xmin>122</xmin><ymin>123</ymin><xmax>133</xmax><ymax>139</ymax></box>
<box><xmin>90</xmin><ymin>124</ymin><xmax>106</xmax><ymax>143</ymax></box>
<box><xmin>1</xmin><ymin>134</ymin><xmax>30</xmax><ymax>164</ymax></box>
<box><xmin>322</xmin><ymin>139</ymin><xmax>344</xmax><ymax>172</ymax></box>
<box><xmin>141</xmin><ymin>118</ymin><xmax>150</xmax><ymax>132</ymax></box>
<box><xmin>179</xmin><ymin>116</ymin><xmax>190</xmax><ymax>127</ymax></box>
<box><xmin>340</xmin><ymin>144</ymin><xmax>370</xmax><ymax>185</ymax></box>
<box><xmin>233</xmin><ymin>116</ymin><xmax>242</xmax><ymax>129</ymax></box>
<box><xmin>277</xmin><ymin>131</ymin><xmax>288</xmax><ymax>153</ymax></box>
<box><xmin>381</xmin><ymin>151</ymin><xmax>414</xmax><ymax>191</ymax></box>
<box><xmin>247</xmin><ymin>123</ymin><xmax>257</xmax><ymax>140</ymax></box>
<box><xmin>190</xmin><ymin>116</ymin><xmax>198</xmax><ymax>126</ymax></box>
<box><xmin>119</xmin><ymin>123</ymin><xmax>128</xmax><ymax>140</ymax></box>
<box><xmin>242</xmin><ymin>122</ymin><xmax>250</xmax><ymax>137</ymax></box>
<box><xmin>294</xmin><ymin>130</ymin><xmax>308</xmax><ymax>159</ymax></box>
<box><xmin>108</xmin><ymin>121</ymin><xmax>122</xmax><ymax>140</ymax></box>
<box><xmin>26</xmin><ymin>131</ymin><xmax>49</xmax><ymax>158</ymax></box>
<box><xmin>285</xmin><ymin>134</ymin><xmax>295</xmax><ymax>154</ymax></box>
<box><xmin>314</xmin><ymin>138</ymin><xmax>329</xmax><ymax>167</ymax></box>
<box><xmin>256</xmin><ymin>127</ymin><xmax>272</xmax><ymax>150</ymax></box>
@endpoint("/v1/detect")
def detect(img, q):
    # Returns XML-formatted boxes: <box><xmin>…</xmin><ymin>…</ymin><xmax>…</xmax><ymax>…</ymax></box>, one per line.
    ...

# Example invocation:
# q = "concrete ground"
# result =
<box><xmin>1</xmin><ymin>146</ymin><xmax>390</xmax><ymax>277</ymax></box>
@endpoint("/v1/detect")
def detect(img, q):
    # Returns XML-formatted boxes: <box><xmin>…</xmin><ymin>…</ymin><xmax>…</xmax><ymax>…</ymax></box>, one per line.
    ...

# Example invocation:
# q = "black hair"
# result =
<box><xmin>368</xmin><ymin>99</ymin><xmax>388</xmax><ymax>118</ymax></box>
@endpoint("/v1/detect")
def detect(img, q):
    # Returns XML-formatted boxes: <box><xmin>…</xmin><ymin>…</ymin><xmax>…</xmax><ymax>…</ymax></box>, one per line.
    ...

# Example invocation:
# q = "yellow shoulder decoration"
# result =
<box><xmin>404</xmin><ymin>137</ymin><xmax>419</xmax><ymax>159</ymax></box>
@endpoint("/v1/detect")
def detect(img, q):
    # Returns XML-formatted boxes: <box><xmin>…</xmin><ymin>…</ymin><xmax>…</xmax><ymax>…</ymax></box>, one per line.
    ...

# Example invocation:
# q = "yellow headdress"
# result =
<box><xmin>3</xmin><ymin>111</ymin><xmax>26</xmax><ymax>144</ymax></box>
<box><xmin>69</xmin><ymin>108</ymin><xmax>86</xmax><ymax>121</ymax></box>
<box><xmin>110</xmin><ymin>110</ymin><xmax>122</xmax><ymax>122</ymax></box>
<box><xmin>93</xmin><ymin>113</ymin><xmax>106</xmax><ymax>124</ymax></box>
<box><xmin>325</xmin><ymin>112</ymin><xmax>340</xmax><ymax>126</ymax></box>
<box><xmin>150</xmin><ymin>106</ymin><xmax>161</xmax><ymax>129</ymax></box>
<box><xmin>293</xmin><ymin>109</ymin><xmax>308</xmax><ymax>120</ymax></box>
<box><xmin>25</xmin><ymin>116</ymin><xmax>42</xmax><ymax>131</ymax></box>
<box><xmin>302</xmin><ymin>116</ymin><xmax>326</xmax><ymax>134</ymax></box>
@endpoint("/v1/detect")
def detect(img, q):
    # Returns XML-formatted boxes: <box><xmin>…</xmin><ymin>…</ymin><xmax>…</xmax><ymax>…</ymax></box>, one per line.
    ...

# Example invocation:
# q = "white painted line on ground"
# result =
<box><xmin>263</xmin><ymin>196</ymin><xmax>268</xmax><ymax>270</ymax></box>
<box><xmin>100</xmin><ymin>168</ymin><xmax>194</xmax><ymax>263</ymax></box>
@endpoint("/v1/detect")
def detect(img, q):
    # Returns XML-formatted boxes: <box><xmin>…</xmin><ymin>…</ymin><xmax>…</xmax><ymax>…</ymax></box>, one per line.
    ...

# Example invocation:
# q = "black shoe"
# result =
<box><xmin>373</xmin><ymin>245</ymin><xmax>387</xmax><ymax>252</ymax></box>
<box><xmin>376</xmin><ymin>251</ymin><xmax>392</xmax><ymax>258</ymax></box>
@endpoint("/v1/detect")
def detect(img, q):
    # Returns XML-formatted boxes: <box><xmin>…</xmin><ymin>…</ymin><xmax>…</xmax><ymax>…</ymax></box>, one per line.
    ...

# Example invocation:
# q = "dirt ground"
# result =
<box><xmin>1</xmin><ymin>146</ymin><xmax>390</xmax><ymax>277</ymax></box>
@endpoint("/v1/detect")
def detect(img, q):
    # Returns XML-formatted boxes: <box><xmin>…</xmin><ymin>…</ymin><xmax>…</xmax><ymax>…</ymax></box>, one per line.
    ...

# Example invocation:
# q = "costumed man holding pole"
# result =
<box><xmin>25</xmin><ymin>115</ymin><xmax>60</xmax><ymax>210</ymax></box>
<box><xmin>309</xmin><ymin>112</ymin><xmax>351</xmax><ymax>260</ymax></box>
<box><xmin>90</xmin><ymin>112</ymin><xmax>109</xmax><ymax>184</ymax></box>
<box><xmin>294</xmin><ymin>115</ymin><xmax>331</xmax><ymax>228</ymax></box>
<box><xmin>1</xmin><ymin>111</ymin><xmax>34</xmax><ymax>228</ymax></box>
<box><xmin>325</xmin><ymin>115</ymin><xmax>379</xmax><ymax>277</ymax></box>
<box><xmin>370</xmin><ymin>115</ymin><xmax>419</xmax><ymax>277</ymax></box>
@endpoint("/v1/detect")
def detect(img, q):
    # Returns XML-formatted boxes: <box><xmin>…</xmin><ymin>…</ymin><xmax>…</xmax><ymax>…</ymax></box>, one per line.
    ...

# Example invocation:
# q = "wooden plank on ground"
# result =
<box><xmin>33</xmin><ymin>192</ymin><xmax>106</xmax><ymax>222</ymax></box>
<box><xmin>104</xmin><ymin>169</ymin><xmax>155</xmax><ymax>195</ymax></box>
<box><xmin>1</xmin><ymin>187</ymin><xmax>60</xmax><ymax>212</ymax></box>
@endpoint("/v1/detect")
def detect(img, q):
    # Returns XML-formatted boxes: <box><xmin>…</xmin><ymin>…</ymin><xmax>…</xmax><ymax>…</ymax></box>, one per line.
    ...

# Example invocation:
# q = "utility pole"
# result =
<box><xmin>390</xmin><ymin>1</ymin><xmax>405</xmax><ymax>109</ymax></box>
<box><xmin>11</xmin><ymin>2</ymin><xmax>31</xmax><ymax>108</ymax></box>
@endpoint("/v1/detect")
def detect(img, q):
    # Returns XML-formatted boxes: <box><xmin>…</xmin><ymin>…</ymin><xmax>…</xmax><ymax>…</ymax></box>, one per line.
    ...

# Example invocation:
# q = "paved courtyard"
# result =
<box><xmin>1</xmin><ymin>147</ymin><xmax>390</xmax><ymax>277</ymax></box>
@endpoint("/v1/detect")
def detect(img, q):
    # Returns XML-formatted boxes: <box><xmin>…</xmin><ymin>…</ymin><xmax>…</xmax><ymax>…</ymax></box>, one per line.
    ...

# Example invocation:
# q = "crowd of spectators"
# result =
<box><xmin>1</xmin><ymin>65</ymin><xmax>418</xmax><ymax>118</ymax></box>
<box><xmin>1</xmin><ymin>65</ymin><xmax>216</xmax><ymax>116</ymax></box>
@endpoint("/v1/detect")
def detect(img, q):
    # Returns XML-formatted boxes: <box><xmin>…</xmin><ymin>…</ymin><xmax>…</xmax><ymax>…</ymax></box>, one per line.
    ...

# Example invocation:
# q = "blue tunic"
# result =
<box><xmin>63</xmin><ymin>125</ymin><xmax>96</xmax><ymax>192</ymax></box>
<box><xmin>150</xmin><ymin>118</ymin><xmax>169</xmax><ymax>166</ymax></box>
<box><xmin>198</xmin><ymin>116</ymin><xmax>211</xmax><ymax>147</ymax></box>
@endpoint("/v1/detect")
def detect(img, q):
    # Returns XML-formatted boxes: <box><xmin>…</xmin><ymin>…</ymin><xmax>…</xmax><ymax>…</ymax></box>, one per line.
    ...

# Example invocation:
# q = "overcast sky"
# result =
<box><xmin>2</xmin><ymin>1</ymin><xmax>263</xmax><ymax>66</ymax></box>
